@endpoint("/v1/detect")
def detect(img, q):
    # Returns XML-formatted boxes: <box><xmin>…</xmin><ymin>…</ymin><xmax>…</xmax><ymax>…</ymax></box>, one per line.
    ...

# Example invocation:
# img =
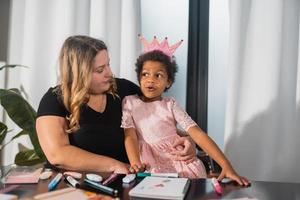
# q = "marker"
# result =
<box><xmin>63</xmin><ymin>171</ymin><xmax>82</xmax><ymax>179</ymax></box>
<box><xmin>86</xmin><ymin>174</ymin><xmax>103</xmax><ymax>182</ymax></box>
<box><xmin>137</xmin><ymin>172</ymin><xmax>178</xmax><ymax>178</ymax></box>
<box><xmin>65</xmin><ymin>175</ymin><xmax>80</xmax><ymax>188</ymax></box>
<box><xmin>102</xmin><ymin>173</ymin><xmax>120</xmax><ymax>185</ymax></box>
<box><xmin>48</xmin><ymin>173</ymin><xmax>63</xmax><ymax>191</ymax></box>
<box><xmin>84</xmin><ymin>178</ymin><xmax>118</xmax><ymax>197</ymax></box>
<box><xmin>211</xmin><ymin>177</ymin><xmax>222</xmax><ymax>195</ymax></box>
<box><xmin>40</xmin><ymin>171</ymin><xmax>53</xmax><ymax>180</ymax></box>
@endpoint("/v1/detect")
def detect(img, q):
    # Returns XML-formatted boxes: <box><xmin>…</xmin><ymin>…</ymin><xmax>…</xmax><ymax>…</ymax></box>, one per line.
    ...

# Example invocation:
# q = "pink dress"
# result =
<box><xmin>121</xmin><ymin>95</ymin><xmax>207</xmax><ymax>179</ymax></box>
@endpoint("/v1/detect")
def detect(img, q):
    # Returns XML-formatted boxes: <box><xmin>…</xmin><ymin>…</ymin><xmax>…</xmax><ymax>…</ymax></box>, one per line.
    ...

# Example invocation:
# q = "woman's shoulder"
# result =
<box><xmin>37</xmin><ymin>86</ymin><xmax>68</xmax><ymax>117</ymax></box>
<box><xmin>115</xmin><ymin>78</ymin><xmax>141</xmax><ymax>99</ymax></box>
<box><xmin>43</xmin><ymin>86</ymin><xmax>60</xmax><ymax>96</ymax></box>
<box><xmin>39</xmin><ymin>86</ymin><xmax>63</xmax><ymax>104</ymax></box>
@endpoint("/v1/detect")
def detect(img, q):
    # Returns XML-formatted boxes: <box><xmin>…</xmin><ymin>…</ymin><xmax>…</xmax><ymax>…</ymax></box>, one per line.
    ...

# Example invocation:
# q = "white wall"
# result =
<box><xmin>208</xmin><ymin>0</ymin><xmax>229</xmax><ymax>150</ymax></box>
<box><xmin>141</xmin><ymin>0</ymin><xmax>189</xmax><ymax>108</ymax></box>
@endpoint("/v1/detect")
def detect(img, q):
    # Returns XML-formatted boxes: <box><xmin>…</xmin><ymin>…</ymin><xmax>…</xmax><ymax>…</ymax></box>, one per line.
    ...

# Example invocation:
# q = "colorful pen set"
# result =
<box><xmin>47</xmin><ymin>172</ymin><xmax>118</xmax><ymax>197</ymax></box>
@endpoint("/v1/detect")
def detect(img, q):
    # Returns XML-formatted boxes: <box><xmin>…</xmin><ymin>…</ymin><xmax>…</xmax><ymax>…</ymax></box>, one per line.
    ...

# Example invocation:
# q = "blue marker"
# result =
<box><xmin>48</xmin><ymin>173</ymin><xmax>63</xmax><ymax>191</ymax></box>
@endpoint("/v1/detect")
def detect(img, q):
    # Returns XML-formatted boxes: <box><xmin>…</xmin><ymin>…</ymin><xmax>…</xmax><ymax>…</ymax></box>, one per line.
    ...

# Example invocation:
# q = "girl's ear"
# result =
<box><xmin>167</xmin><ymin>80</ymin><xmax>172</xmax><ymax>89</ymax></box>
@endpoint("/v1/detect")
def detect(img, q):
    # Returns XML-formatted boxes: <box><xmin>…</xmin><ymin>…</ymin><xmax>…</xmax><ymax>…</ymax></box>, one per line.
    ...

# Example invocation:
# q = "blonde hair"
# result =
<box><xmin>57</xmin><ymin>35</ymin><xmax>117</xmax><ymax>133</ymax></box>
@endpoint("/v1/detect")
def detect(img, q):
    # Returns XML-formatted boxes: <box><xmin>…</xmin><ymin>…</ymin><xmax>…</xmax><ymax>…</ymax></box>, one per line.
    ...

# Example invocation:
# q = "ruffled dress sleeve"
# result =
<box><xmin>171</xmin><ymin>98</ymin><xmax>197</xmax><ymax>131</ymax></box>
<box><xmin>121</xmin><ymin>96</ymin><xmax>136</xmax><ymax>129</ymax></box>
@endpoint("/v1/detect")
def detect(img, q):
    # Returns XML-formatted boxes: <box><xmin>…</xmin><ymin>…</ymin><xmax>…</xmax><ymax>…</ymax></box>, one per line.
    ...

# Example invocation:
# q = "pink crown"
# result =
<box><xmin>139</xmin><ymin>35</ymin><xmax>183</xmax><ymax>58</ymax></box>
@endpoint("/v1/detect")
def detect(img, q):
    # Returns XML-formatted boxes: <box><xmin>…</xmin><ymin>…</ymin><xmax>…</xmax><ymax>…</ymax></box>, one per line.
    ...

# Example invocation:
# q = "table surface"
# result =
<box><xmin>1</xmin><ymin>169</ymin><xmax>300</xmax><ymax>200</ymax></box>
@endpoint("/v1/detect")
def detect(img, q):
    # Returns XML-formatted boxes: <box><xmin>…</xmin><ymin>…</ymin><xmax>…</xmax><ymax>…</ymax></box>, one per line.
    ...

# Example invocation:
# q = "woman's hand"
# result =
<box><xmin>112</xmin><ymin>162</ymin><xmax>130</xmax><ymax>174</ymax></box>
<box><xmin>218</xmin><ymin>166</ymin><xmax>250</xmax><ymax>186</ymax></box>
<box><xmin>170</xmin><ymin>137</ymin><xmax>197</xmax><ymax>164</ymax></box>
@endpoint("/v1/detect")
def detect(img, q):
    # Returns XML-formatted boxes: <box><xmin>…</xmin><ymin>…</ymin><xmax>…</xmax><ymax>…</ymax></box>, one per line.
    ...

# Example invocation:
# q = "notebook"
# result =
<box><xmin>3</xmin><ymin>166</ymin><xmax>43</xmax><ymax>184</ymax></box>
<box><xmin>129</xmin><ymin>176</ymin><xmax>190</xmax><ymax>200</ymax></box>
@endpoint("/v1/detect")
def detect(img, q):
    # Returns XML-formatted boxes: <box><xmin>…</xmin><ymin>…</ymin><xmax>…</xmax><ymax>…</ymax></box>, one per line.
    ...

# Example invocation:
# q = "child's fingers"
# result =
<box><xmin>144</xmin><ymin>163</ymin><xmax>151</xmax><ymax>171</ymax></box>
<box><xmin>129</xmin><ymin>167</ymin><xmax>135</xmax><ymax>173</ymax></box>
<box><xmin>140</xmin><ymin>163</ymin><xmax>147</xmax><ymax>171</ymax></box>
<box><xmin>171</xmin><ymin>137</ymin><xmax>184</xmax><ymax>148</ymax></box>
<box><xmin>132</xmin><ymin>165</ymin><xmax>140</xmax><ymax>172</ymax></box>
<box><xmin>221</xmin><ymin>171</ymin><xmax>250</xmax><ymax>186</ymax></box>
<box><xmin>240</xmin><ymin>176</ymin><xmax>250</xmax><ymax>186</ymax></box>
<box><xmin>170</xmin><ymin>149</ymin><xmax>187</xmax><ymax>156</ymax></box>
<box><xmin>136</xmin><ymin>164</ymin><xmax>146</xmax><ymax>172</ymax></box>
<box><xmin>217</xmin><ymin>171</ymin><xmax>225</xmax><ymax>181</ymax></box>
<box><xmin>230</xmin><ymin>175</ymin><xmax>243</xmax><ymax>185</ymax></box>
<box><xmin>232</xmin><ymin>175</ymin><xmax>250</xmax><ymax>186</ymax></box>
<box><xmin>173</xmin><ymin>154</ymin><xmax>195</xmax><ymax>162</ymax></box>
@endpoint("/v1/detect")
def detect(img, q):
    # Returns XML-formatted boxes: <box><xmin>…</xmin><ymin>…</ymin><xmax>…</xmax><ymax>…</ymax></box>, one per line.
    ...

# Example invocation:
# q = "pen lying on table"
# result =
<box><xmin>64</xmin><ymin>175</ymin><xmax>80</xmax><ymax>188</ymax></box>
<box><xmin>137</xmin><ymin>172</ymin><xmax>179</xmax><ymax>178</ymax></box>
<box><xmin>211</xmin><ymin>177</ymin><xmax>223</xmax><ymax>195</ymax></box>
<box><xmin>48</xmin><ymin>173</ymin><xmax>63</xmax><ymax>191</ymax></box>
<box><xmin>84</xmin><ymin>178</ymin><xmax>118</xmax><ymax>197</ymax></box>
<box><xmin>102</xmin><ymin>173</ymin><xmax>120</xmax><ymax>185</ymax></box>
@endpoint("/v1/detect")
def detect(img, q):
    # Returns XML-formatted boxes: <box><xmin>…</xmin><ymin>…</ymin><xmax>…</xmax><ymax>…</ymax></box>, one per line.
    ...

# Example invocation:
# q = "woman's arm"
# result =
<box><xmin>188</xmin><ymin>125</ymin><xmax>249</xmax><ymax>186</ymax></box>
<box><xmin>124</xmin><ymin>128</ymin><xmax>146</xmax><ymax>172</ymax></box>
<box><xmin>36</xmin><ymin>116</ymin><xmax>129</xmax><ymax>174</ymax></box>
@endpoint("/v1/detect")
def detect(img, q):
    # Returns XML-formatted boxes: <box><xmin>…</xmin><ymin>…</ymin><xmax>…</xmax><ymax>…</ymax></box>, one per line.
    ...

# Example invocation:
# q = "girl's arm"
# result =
<box><xmin>36</xmin><ymin>116</ymin><xmax>129</xmax><ymax>174</ymax></box>
<box><xmin>188</xmin><ymin>125</ymin><xmax>249</xmax><ymax>186</ymax></box>
<box><xmin>124</xmin><ymin>128</ymin><xmax>146</xmax><ymax>173</ymax></box>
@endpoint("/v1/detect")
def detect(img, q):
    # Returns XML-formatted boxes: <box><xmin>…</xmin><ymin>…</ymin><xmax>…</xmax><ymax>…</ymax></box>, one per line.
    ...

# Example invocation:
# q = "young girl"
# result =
<box><xmin>121</xmin><ymin>36</ymin><xmax>249</xmax><ymax>184</ymax></box>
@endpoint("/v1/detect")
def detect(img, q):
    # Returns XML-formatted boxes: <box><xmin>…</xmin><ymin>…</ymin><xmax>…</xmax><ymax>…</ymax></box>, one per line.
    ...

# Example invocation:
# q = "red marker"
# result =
<box><xmin>211</xmin><ymin>177</ymin><xmax>223</xmax><ymax>195</ymax></box>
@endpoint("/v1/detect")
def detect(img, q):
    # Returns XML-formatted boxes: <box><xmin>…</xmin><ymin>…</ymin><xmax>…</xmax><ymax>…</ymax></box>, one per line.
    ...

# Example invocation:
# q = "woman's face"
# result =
<box><xmin>89</xmin><ymin>50</ymin><xmax>112</xmax><ymax>95</ymax></box>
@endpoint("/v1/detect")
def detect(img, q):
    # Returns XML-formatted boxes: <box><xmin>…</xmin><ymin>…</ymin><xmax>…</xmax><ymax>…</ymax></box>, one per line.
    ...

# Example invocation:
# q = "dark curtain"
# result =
<box><xmin>186</xmin><ymin>0</ymin><xmax>209</xmax><ymax>132</ymax></box>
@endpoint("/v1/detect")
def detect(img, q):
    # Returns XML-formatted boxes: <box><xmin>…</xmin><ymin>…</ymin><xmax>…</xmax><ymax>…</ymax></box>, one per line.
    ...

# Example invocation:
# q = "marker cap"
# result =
<box><xmin>86</xmin><ymin>174</ymin><xmax>103</xmax><ymax>182</ymax></box>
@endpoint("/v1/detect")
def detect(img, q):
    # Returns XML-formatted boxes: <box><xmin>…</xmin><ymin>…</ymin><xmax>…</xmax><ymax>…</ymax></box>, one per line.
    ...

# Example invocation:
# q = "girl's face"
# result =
<box><xmin>139</xmin><ymin>61</ymin><xmax>171</xmax><ymax>102</ymax></box>
<box><xmin>89</xmin><ymin>50</ymin><xmax>112</xmax><ymax>95</ymax></box>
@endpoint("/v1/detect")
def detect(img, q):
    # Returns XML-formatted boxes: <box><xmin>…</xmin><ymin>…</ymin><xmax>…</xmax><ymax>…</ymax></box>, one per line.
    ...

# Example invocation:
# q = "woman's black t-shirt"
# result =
<box><xmin>37</xmin><ymin>78</ymin><xmax>140</xmax><ymax>165</ymax></box>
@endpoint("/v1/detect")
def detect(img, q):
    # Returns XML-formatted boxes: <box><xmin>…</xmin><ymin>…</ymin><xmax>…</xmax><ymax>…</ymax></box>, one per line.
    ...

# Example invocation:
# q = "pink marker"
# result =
<box><xmin>211</xmin><ymin>177</ymin><xmax>223</xmax><ymax>195</ymax></box>
<box><xmin>102</xmin><ymin>173</ymin><xmax>120</xmax><ymax>185</ymax></box>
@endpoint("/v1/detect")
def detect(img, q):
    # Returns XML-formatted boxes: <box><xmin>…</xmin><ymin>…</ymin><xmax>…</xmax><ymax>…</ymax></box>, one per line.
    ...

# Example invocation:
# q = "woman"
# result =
<box><xmin>36</xmin><ymin>35</ymin><xmax>196</xmax><ymax>173</ymax></box>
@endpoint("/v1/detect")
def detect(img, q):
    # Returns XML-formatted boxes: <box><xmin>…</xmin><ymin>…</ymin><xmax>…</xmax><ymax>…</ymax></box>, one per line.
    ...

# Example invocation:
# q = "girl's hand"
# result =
<box><xmin>170</xmin><ymin>137</ymin><xmax>197</xmax><ymax>164</ymax></box>
<box><xmin>129</xmin><ymin>163</ymin><xmax>147</xmax><ymax>173</ymax></box>
<box><xmin>218</xmin><ymin>166</ymin><xmax>250</xmax><ymax>186</ymax></box>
